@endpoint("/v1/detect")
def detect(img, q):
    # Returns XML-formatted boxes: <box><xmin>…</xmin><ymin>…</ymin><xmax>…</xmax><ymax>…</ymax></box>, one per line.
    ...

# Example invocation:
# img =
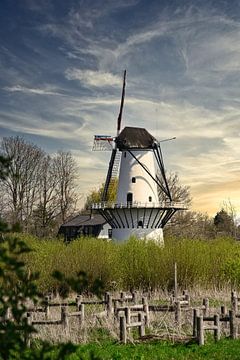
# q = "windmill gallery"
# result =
<box><xmin>59</xmin><ymin>72</ymin><xmax>186</xmax><ymax>242</ymax></box>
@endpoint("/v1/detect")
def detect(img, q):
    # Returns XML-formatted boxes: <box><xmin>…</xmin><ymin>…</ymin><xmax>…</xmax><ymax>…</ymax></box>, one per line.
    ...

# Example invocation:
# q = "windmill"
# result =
<box><xmin>92</xmin><ymin>71</ymin><xmax>186</xmax><ymax>242</ymax></box>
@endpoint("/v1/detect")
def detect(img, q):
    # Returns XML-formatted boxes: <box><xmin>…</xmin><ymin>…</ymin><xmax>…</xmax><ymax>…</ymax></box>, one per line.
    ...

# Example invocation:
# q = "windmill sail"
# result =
<box><xmin>101</xmin><ymin>70</ymin><xmax>126</xmax><ymax>202</ymax></box>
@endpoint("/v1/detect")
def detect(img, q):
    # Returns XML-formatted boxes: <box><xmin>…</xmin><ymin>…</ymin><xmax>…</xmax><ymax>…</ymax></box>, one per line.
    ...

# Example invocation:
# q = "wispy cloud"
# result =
<box><xmin>65</xmin><ymin>69</ymin><xmax>121</xmax><ymax>87</ymax></box>
<box><xmin>1</xmin><ymin>1</ymin><xmax>240</xmax><ymax>215</ymax></box>
<box><xmin>3</xmin><ymin>85</ymin><xmax>64</xmax><ymax>96</ymax></box>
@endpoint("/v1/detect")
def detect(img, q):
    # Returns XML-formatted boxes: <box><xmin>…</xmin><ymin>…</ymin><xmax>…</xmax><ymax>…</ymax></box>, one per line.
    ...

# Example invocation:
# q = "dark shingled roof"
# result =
<box><xmin>116</xmin><ymin>126</ymin><xmax>156</xmax><ymax>150</ymax></box>
<box><xmin>60</xmin><ymin>214</ymin><xmax>106</xmax><ymax>227</ymax></box>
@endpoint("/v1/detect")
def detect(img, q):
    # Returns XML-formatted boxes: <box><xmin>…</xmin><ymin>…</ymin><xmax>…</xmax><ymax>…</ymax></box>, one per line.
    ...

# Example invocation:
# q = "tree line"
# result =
<box><xmin>0</xmin><ymin>136</ymin><xmax>79</xmax><ymax>237</ymax></box>
<box><xmin>0</xmin><ymin>136</ymin><xmax>239</xmax><ymax>240</ymax></box>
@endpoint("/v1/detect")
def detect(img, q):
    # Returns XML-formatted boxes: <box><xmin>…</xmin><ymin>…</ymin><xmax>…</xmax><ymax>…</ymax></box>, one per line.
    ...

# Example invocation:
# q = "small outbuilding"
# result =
<box><xmin>58</xmin><ymin>213</ymin><xmax>111</xmax><ymax>241</ymax></box>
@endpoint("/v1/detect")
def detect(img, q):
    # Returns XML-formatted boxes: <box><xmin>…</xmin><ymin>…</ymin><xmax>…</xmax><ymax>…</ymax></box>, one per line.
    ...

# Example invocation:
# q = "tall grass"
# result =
<box><xmin>14</xmin><ymin>234</ymin><xmax>240</xmax><ymax>293</ymax></box>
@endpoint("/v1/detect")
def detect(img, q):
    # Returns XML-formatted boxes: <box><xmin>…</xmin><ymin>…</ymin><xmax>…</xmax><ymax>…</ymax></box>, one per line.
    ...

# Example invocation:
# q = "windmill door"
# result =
<box><xmin>127</xmin><ymin>192</ymin><xmax>133</xmax><ymax>205</ymax></box>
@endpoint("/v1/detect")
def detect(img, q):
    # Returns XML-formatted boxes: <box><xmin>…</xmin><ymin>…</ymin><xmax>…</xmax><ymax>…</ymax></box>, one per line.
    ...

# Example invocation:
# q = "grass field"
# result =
<box><xmin>23</xmin><ymin>339</ymin><xmax>240</xmax><ymax>359</ymax></box>
<box><xmin>2</xmin><ymin>234</ymin><xmax>240</xmax><ymax>359</ymax></box>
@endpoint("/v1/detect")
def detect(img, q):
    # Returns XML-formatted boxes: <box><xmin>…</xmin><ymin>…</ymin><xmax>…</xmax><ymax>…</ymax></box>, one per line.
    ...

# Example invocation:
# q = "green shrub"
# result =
<box><xmin>11</xmin><ymin>233</ymin><xmax>240</xmax><ymax>293</ymax></box>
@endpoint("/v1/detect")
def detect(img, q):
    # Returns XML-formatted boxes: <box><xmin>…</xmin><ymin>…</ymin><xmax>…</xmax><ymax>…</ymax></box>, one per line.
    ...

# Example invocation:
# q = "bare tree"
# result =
<box><xmin>158</xmin><ymin>171</ymin><xmax>191</xmax><ymax>206</ymax></box>
<box><xmin>165</xmin><ymin>210</ymin><xmax>215</xmax><ymax>240</ymax></box>
<box><xmin>33</xmin><ymin>155</ymin><xmax>60</xmax><ymax>236</ymax></box>
<box><xmin>0</xmin><ymin>138</ymin><xmax>80</xmax><ymax>236</ymax></box>
<box><xmin>0</xmin><ymin>136</ymin><xmax>45</xmax><ymax>230</ymax></box>
<box><xmin>52</xmin><ymin>151</ymin><xmax>79</xmax><ymax>223</ymax></box>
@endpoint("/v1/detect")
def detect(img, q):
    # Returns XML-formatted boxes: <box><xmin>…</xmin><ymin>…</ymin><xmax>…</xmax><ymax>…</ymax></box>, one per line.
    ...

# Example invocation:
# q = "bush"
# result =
<box><xmin>11</xmin><ymin>234</ymin><xmax>240</xmax><ymax>293</ymax></box>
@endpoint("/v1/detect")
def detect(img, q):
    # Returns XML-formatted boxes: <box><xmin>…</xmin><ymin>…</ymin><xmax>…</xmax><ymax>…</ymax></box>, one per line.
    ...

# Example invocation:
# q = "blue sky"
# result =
<box><xmin>0</xmin><ymin>0</ymin><xmax>240</xmax><ymax>216</ymax></box>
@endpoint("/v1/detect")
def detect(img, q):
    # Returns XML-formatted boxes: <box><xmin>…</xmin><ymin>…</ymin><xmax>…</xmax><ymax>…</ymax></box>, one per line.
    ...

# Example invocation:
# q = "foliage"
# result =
<box><xmin>214</xmin><ymin>208</ymin><xmax>235</xmax><ymax>236</ymax></box>
<box><xmin>9</xmin><ymin>234</ymin><xmax>240</xmax><ymax>293</ymax></box>
<box><xmin>52</xmin><ymin>270</ymin><xmax>104</xmax><ymax>298</ymax></box>
<box><xmin>84</xmin><ymin>178</ymin><xmax>118</xmax><ymax>209</ymax></box>
<box><xmin>0</xmin><ymin>236</ymin><xmax>40</xmax><ymax>359</ymax></box>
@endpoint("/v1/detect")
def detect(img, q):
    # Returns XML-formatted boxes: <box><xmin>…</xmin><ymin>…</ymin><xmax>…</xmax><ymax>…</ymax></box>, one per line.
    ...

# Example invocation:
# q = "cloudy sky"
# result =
<box><xmin>0</xmin><ymin>0</ymin><xmax>240</xmax><ymax>216</ymax></box>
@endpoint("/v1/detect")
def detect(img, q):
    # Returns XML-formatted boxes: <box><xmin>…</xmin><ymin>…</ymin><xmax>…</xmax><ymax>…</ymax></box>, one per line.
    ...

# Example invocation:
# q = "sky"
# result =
<box><xmin>0</xmin><ymin>0</ymin><xmax>240</xmax><ymax>217</ymax></box>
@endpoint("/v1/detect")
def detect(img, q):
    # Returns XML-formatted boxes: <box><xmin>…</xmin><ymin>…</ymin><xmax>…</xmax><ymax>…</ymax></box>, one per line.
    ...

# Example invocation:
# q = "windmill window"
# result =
<box><xmin>124</xmin><ymin>152</ymin><xmax>126</xmax><ymax>158</ymax></box>
<box><xmin>132</xmin><ymin>177</ymin><xmax>136</xmax><ymax>183</ymax></box>
<box><xmin>138</xmin><ymin>220</ymin><xmax>143</xmax><ymax>228</ymax></box>
<box><xmin>149</xmin><ymin>196</ymin><xmax>152</xmax><ymax>202</ymax></box>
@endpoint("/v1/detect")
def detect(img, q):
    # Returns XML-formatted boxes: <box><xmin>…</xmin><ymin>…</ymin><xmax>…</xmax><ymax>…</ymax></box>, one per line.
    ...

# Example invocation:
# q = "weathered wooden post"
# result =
<box><xmin>221</xmin><ymin>305</ymin><xmax>227</xmax><ymax>316</ymax></box>
<box><xmin>175</xmin><ymin>300</ymin><xmax>181</xmax><ymax>325</ymax></box>
<box><xmin>185</xmin><ymin>293</ymin><xmax>190</xmax><ymax>306</ymax></box>
<box><xmin>106</xmin><ymin>292</ymin><xmax>113</xmax><ymax>317</ymax></box>
<box><xmin>76</xmin><ymin>295</ymin><xmax>82</xmax><ymax>310</ymax></box>
<box><xmin>202</xmin><ymin>298</ymin><xmax>209</xmax><ymax>317</ymax></box>
<box><xmin>113</xmin><ymin>299</ymin><xmax>119</xmax><ymax>320</ymax></box>
<box><xmin>120</xmin><ymin>291</ymin><xmax>125</xmax><ymax>306</ymax></box>
<box><xmin>193</xmin><ymin>308</ymin><xmax>199</xmax><ymax>337</ymax></box>
<box><xmin>132</xmin><ymin>290</ymin><xmax>137</xmax><ymax>305</ymax></box>
<box><xmin>142</xmin><ymin>297</ymin><xmax>149</xmax><ymax>326</ymax></box>
<box><xmin>197</xmin><ymin>315</ymin><xmax>204</xmax><ymax>345</ymax></box>
<box><xmin>44</xmin><ymin>296</ymin><xmax>50</xmax><ymax>319</ymax></box>
<box><xmin>214</xmin><ymin>314</ymin><xmax>220</xmax><ymax>341</ymax></box>
<box><xmin>26</xmin><ymin>312</ymin><xmax>32</xmax><ymax>347</ymax></box>
<box><xmin>231</xmin><ymin>291</ymin><xmax>238</xmax><ymax>313</ymax></box>
<box><xmin>229</xmin><ymin>310</ymin><xmax>237</xmax><ymax>339</ymax></box>
<box><xmin>221</xmin><ymin>305</ymin><xmax>228</xmax><ymax>330</ymax></box>
<box><xmin>61</xmin><ymin>306</ymin><xmax>69</xmax><ymax>330</ymax></box>
<box><xmin>79</xmin><ymin>303</ymin><xmax>85</xmax><ymax>327</ymax></box>
<box><xmin>120</xmin><ymin>315</ymin><xmax>127</xmax><ymax>344</ymax></box>
<box><xmin>104</xmin><ymin>291</ymin><xmax>108</xmax><ymax>303</ymax></box>
<box><xmin>174</xmin><ymin>262</ymin><xmax>178</xmax><ymax>300</ymax></box>
<box><xmin>124</xmin><ymin>307</ymin><xmax>131</xmax><ymax>325</ymax></box>
<box><xmin>138</xmin><ymin>312</ymin><xmax>145</xmax><ymax>337</ymax></box>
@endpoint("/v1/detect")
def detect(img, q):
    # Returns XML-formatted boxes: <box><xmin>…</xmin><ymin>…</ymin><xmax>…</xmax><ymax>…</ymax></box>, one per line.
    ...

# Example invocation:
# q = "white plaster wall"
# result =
<box><xmin>112</xmin><ymin>227</ymin><xmax>163</xmax><ymax>244</ymax></box>
<box><xmin>117</xmin><ymin>150</ymin><xmax>159</xmax><ymax>204</ymax></box>
<box><xmin>97</xmin><ymin>223</ymin><xmax>111</xmax><ymax>239</ymax></box>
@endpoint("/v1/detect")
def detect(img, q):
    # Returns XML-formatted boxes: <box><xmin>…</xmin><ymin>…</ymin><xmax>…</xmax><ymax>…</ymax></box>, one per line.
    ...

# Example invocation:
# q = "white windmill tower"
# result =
<box><xmin>92</xmin><ymin>71</ymin><xmax>186</xmax><ymax>243</ymax></box>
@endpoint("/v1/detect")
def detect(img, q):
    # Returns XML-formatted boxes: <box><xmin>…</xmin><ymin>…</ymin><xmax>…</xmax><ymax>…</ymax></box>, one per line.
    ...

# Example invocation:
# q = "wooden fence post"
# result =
<box><xmin>120</xmin><ymin>315</ymin><xmax>127</xmax><ymax>344</ymax></box>
<box><xmin>221</xmin><ymin>305</ymin><xmax>227</xmax><ymax>316</ymax></box>
<box><xmin>193</xmin><ymin>308</ymin><xmax>199</xmax><ymax>337</ymax></box>
<box><xmin>44</xmin><ymin>296</ymin><xmax>50</xmax><ymax>319</ymax></box>
<box><xmin>79</xmin><ymin>303</ymin><xmax>85</xmax><ymax>327</ymax></box>
<box><xmin>76</xmin><ymin>295</ymin><xmax>82</xmax><ymax>310</ymax></box>
<box><xmin>138</xmin><ymin>312</ymin><xmax>145</xmax><ymax>337</ymax></box>
<box><xmin>185</xmin><ymin>293</ymin><xmax>190</xmax><ymax>306</ymax></box>
<box><xmin>174</xmin><ymin>262</ymin><xmax>178</xmax><ymax>300</ymax></box>
<box><xmin>221</xmin><ymin>305</ymin><xmax>228</xmax><ymax>330</ymax></box>
<box><xmin>106</xmin><ymin>292</ymin><xmax>113</xmax><ymax>317</ymax></box>
<box><xmin>229</xmin><ymin>310</ymin><xmax>237</xmax><ymax>339</ymax></box>
<box><xmin>61</xmin><ymin>306</ymin><xmax>68</xmax><ymax>330</ymax></box>
<box><xmin>113</xmin><ymin>300</ymin><xmax>118</xmax><ymax>320</ymax></box>
<box><xmin>214</xmin><ymin>314</ymin><xmax>220</xmax><ymax>341</ymax></box>
<box><xmin>25</xmin><ymin>312</ymin><xmax>32</xmax><ymax>347</ymax></box>
<box><xmin>175</xmin><ymin>300</ymin><xmax>181</xmax><ymax>325</ymax></box>
<box><xmin>132</xmin><ymin>291</ymin><xmax>137</xmax><ymax>305</ymax></box>
<box><xmin>142</xmin><ymin>297</ymin><xmax>149</xmax><ymax>327</ymax></box>
<box><xmin>197</xmin><ymin>315</ymin><xmax>204</xmax><ymax>345</ymax></box>
<box><xmin>203</xmin><ymin>298</ymin><xmax>209</xmax><ymax>317</ymax></box>
<box><xmin>120</xmin><ymin>292</ymin><xmax>125</xmax><ymax>306</ymax></box>
<box><xmin>125</xmin><ymin>307</ymin><xmax>131</xmax><ymax>325</ymax></box>
<box><xmin>231</xmin><ymin>291</ymin><xmax>238</xmax><ymax>313</ymax></box>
